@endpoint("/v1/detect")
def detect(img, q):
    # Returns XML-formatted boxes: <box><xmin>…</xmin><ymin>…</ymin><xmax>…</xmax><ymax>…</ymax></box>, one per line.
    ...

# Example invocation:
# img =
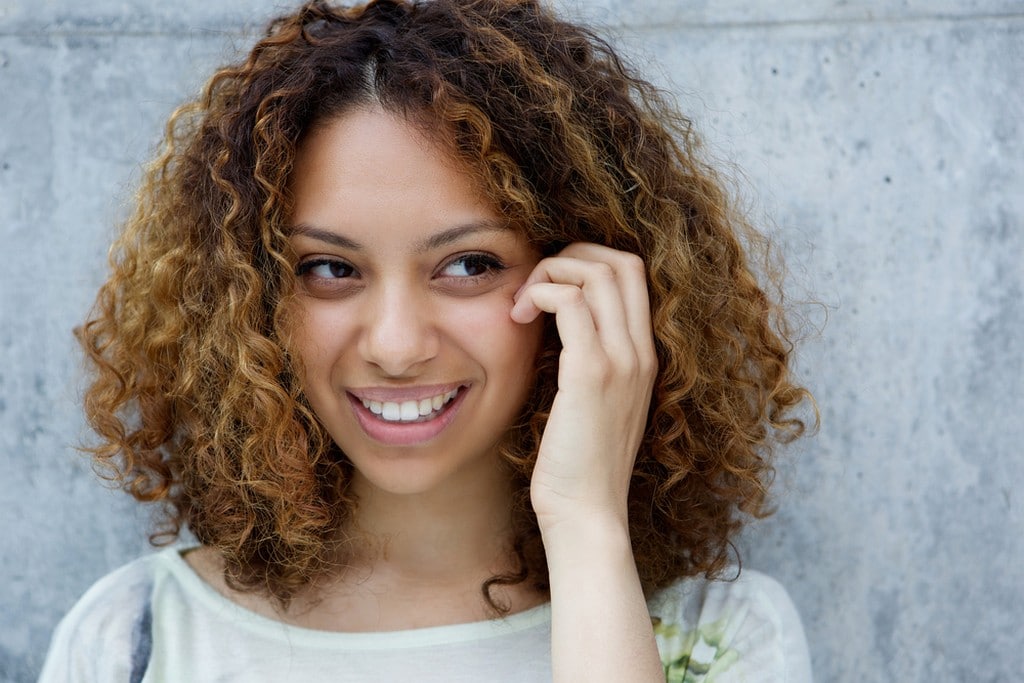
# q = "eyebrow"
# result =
<box><xmin>290</xmin><ymin>225</ymin><xmax>363</xmax><ymax>250</ymax></box>
<box><xmin>416</xmin><ymin>220</ymin><xmax>511</xmax><ymax>253</ymax></box>
<box><xmin>290</xmin><ymin>220</ymin><xmax>512</xmax><ymax>253</ymax></box>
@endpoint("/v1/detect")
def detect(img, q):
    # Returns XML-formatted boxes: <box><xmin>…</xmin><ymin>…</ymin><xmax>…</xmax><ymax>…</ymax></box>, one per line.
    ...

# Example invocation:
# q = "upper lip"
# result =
<box><xmin>347</xmin><ymin>383</ymin><xmax>466</xmax><ymax>403</ymax></box>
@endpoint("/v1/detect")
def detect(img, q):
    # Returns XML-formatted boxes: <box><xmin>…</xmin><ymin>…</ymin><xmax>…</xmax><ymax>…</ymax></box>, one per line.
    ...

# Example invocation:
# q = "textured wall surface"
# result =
<box><xmin>1</xmin><ymin>1</ymin><xmax>1021</xmax><ymax>681</ymax></box>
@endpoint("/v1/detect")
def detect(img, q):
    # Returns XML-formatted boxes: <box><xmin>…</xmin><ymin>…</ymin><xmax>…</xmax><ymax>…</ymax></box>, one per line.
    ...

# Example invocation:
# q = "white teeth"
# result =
<box><xmin>382</xmin><ymin>402</ymin><xmax>401</xmax><ymax>421</ymax></box>
<box><xmin>359</xmin><ymin>389</ymin><xmax>460</xmax><ymax>423</ymax></box>
<box><xmin>399</xmin><ymin>401</ymin><xmax>419</xmax><ymax>420</ymax></box>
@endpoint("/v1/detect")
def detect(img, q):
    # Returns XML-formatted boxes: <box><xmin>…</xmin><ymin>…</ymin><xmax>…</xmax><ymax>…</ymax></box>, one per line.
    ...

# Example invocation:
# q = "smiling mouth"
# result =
<box><xmin>358</xmin><ymin>388</ymin><xmax>460</xmax><ymax>423</ymax></box>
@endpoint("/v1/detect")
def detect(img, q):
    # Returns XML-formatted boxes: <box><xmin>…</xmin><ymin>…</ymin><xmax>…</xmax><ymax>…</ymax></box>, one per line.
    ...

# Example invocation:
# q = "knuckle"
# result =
<box><xmin>588</xmin><ymin>360</ymin><xmax>615</xmax><ymax>387</ymax></box>
<box><xmin>621</xmin><ymin>252</ymin><xmax>646</xmax><ymax>275</ymax></box>
<box><xmin>565</xmin><ymin>286</ymin><xmax>587</xmax><ymax>307</ymax></box>
<box><xmin>591</xmin><ymin>261</ymin><xmax>616</xmax><ymax>283</ymax></box>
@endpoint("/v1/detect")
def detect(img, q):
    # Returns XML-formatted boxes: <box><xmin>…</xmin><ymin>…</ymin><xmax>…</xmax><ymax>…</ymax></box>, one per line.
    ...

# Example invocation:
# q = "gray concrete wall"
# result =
<box><xmin>1</xmin><ymin>1</ymin><xmax>1021</xmax><ymax>680</ymax></box>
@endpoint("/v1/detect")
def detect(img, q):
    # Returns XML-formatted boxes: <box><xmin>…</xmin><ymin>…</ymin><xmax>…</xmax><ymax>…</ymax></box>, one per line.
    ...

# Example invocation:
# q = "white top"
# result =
<box><xmin>40</xmin><ymin>547</ymin><xmax>812</xmax><ymax>682</ymax></box>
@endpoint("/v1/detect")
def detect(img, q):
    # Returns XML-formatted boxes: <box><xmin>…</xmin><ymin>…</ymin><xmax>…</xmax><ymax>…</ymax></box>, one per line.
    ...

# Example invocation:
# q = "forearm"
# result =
<box><xmin>543</xmin><ymin>514</ymin><xmax>664</xmax><ymax>683</ymax></box>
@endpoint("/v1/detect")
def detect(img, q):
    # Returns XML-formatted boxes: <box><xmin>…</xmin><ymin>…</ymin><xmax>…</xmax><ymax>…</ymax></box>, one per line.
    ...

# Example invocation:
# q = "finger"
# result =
<box><xmin>510</xmin><ymin>281</ymin><xmax>604</xmax><ymax>363</ymax></box>
<box><xmin>514</xmin><ymin>256</ymin><xmax>635</xmax><ymax>356</ymax></box>
<box><xmin>547</xmin><ymin>244</ymin><xmax>656</xmax><ymax>365</ymax></box>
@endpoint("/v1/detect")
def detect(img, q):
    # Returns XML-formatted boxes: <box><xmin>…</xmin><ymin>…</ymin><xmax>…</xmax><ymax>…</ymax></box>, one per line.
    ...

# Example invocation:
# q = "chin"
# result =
<box><xmin>344</xmin><ymin>442</ymin><xmax>507</xmax><ymax>501</ymax></box>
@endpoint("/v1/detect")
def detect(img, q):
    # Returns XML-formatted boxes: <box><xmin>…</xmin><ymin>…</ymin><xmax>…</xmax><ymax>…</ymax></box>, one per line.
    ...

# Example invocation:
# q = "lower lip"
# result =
<box><xmin>347</xmin><ymin>388</ymin><xmax>468</xmax><ymax>446</ymax></box>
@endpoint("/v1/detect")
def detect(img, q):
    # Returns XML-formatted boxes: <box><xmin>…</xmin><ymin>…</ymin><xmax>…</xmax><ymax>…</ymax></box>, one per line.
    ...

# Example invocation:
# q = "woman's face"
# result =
<box><xmin>288</xmin><ymin>106</ymin><xmax>544</xmax><ymax>499</ymax></box>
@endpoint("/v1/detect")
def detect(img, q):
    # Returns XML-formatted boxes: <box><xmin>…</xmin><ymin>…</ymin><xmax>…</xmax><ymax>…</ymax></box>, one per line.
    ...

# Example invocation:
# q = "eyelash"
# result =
<box><xmin>437</xmin><ymin>253</ymin><xmax>508</xmax><ymax>281</ymax></box>
<box><xmin>293</xmin><ymin>252</ymin><xmax>508</xmax><ymax>293</ymax></box>
<box><xmin>295</xmin><ymin>258</ymin><xmax>355</xmax><ymax>280</ymax></box>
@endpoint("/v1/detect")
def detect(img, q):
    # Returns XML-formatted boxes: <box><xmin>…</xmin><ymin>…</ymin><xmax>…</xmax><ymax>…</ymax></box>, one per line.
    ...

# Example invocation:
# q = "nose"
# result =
<box><xmin>359</xmin><ymin>283</ymin><xmax>439</xmax><ymax>377</ymax></box>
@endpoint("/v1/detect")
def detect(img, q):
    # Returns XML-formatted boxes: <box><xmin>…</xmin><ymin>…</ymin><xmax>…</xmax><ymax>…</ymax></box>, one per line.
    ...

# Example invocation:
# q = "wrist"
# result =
<box><xmin>539</xmin><ymin>510</ymin><xmax>634</xmax><ymax>566</ymax></box>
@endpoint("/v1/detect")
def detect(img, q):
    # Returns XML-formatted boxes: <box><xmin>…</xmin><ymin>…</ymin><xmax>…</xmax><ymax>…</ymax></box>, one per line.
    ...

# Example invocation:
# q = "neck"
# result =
<box><xmin>276</xmin><ymin>457</ymin><xmax>540</xmax><ymax>631</ymax></box>
<box><xmin>345</xmin><ymin>459</ymin><xmax>518</xmax><ymax>585</ymax></box>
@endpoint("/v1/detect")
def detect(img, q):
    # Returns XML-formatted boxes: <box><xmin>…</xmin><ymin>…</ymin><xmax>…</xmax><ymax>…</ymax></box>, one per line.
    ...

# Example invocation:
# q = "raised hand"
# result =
<box><xmin>510</xmin><ymin>242</ymin><xmax>657</xmax><ymax>532</ymax></box>
<box><xmin>511</xmin><ymin>242</ymin><xmax>663</xmax><ymax>682</ymax></box>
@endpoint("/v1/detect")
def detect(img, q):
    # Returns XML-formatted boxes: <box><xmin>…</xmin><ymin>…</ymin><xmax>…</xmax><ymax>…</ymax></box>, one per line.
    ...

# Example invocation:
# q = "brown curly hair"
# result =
<box><xmin>77</xmin><ymin>0</ymin><xmax>812</xmax><ymax>608</ymax></box>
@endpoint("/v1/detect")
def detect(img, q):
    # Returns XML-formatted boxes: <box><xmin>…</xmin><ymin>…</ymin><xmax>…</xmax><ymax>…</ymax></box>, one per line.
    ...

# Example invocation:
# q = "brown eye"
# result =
<box><xmin>296</xmin><ymin>259</ymin><xmax>356</xmax><ymax>279</ymax></box>
<box><xmin>439</xmin><ymin>253</ymin><xmax>507</xmax><ymax>278</ymax></box>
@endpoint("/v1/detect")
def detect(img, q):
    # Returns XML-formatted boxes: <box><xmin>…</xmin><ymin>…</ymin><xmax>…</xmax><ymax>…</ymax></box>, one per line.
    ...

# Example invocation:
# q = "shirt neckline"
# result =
<box><xmin>157</xmin><ymin>546</ymin><xmax>553</xmax><ymax>650</ymax></box>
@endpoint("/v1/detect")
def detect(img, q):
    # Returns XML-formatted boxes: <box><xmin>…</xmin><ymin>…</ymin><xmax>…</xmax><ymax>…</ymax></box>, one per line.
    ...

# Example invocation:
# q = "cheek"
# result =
<box><xmin>448</xmin><ymin>296</ymin><xmax>543</xmax><ymax>373</ymax></box>
<box><xmin>289</xmin><ymin>303</ymin><xmax>357</xmax><ymax>382</ymax></box>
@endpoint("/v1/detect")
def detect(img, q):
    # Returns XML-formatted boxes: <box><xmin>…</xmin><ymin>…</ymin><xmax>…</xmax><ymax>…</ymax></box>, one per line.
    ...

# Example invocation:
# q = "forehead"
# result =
<box><xmin>289</xmin><ymin>106</ymin><xmax>525</xmax><ymax>252</ymax></box>
<box><xmin>294</xmin><ymin>106</ymin><xmax>459</xmax><ymax>192</ymax></box>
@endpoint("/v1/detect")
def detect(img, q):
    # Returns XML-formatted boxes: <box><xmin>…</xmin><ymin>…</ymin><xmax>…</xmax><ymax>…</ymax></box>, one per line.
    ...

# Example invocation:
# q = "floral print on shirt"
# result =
<box><xmin>652</xmin><ymin>615</ymin><xmax>739</xmax><ymax>683</ymax></box>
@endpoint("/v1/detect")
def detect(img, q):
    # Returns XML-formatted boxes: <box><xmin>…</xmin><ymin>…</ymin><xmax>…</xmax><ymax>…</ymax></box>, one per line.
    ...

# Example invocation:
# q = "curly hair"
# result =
<box><xmin>78</xmin><ymin>0</ymin><xmax>812</xmax><ymax>608</ymax></box>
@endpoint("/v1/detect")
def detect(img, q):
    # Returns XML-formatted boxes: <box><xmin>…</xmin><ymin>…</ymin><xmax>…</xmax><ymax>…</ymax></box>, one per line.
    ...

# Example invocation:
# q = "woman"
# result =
<box><xmin>41</xmin><ymin>0</ymin><xmax>814</xmax><ymax>680</ymax></box>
